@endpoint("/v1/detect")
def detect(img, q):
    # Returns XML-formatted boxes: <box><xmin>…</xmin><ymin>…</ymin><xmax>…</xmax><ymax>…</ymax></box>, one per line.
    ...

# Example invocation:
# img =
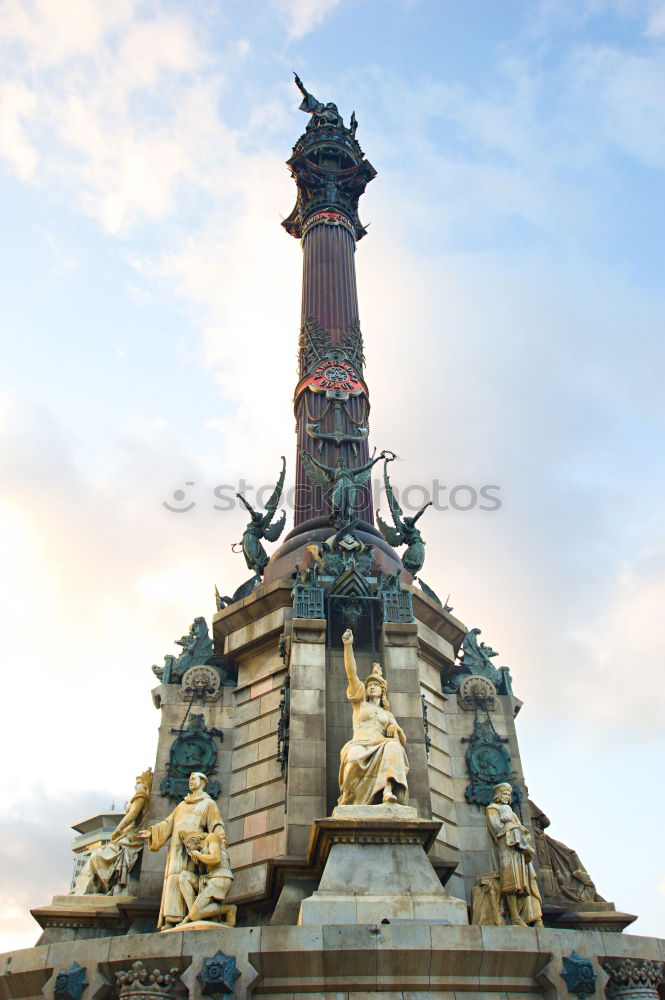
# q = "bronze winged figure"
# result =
<box><xmin>376</xmin><ymin>456</ymin><xmax>431</xmax><ymax>576</ymax></box>
<box><xmin>301</xmin><ymin>449</ymin><xmax>386</xmax><ymax>527</ymax></box>
<box><xmin>234</xmin><ymin>457</ymin><xmax>286</xmax><ymax>577</ymax></box>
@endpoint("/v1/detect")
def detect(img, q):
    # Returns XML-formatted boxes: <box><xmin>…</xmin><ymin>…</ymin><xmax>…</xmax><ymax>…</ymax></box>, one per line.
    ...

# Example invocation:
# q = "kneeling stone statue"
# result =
<box><xmin>177</xmin><ymin>830</ymin><xmax>236</xmax><ymax>927</ymax></box>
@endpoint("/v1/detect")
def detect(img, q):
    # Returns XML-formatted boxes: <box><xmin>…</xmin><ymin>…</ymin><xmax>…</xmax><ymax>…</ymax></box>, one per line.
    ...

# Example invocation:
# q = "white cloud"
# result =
<box><xmin>1</xmin><ymin>0</ymin><xmax>138</xmax><ymax>68</ymax></box>
<box><xmin>568</xmin><ymin>528</ymin><xmax>665</xmax><ymax>727</ymax></box>
<box><xmin>270</xmin><ymin>0</ymin><xmax>342</xmax><ymax>40</ymax></box>
<box><xmin>572</xmin><ymin>41</ymin><xmax>665</xmax><ymax>168</ymax></box>
<box><xmin>0</xmin><ymin>0</ymin><xmax>235</xmax><ymax>232</ymax></box>
<box><xmin>0</xmin><ymin>790</ymin><xmax>118</xmax><ymax>951</ymax></box>
<box><xmin>0</xmin><ymin>396</ymin><xmax>245</xmax><ymax>803</ymax></box>
<box><xmin>0</xmin><ymin>81</ymin><xmax>38</xmax><ymax>180</ymax></box>
<box><xmin>646</xmin><ymin>1</ymin><xmax>665</xmax><ymax>36</ymax></box>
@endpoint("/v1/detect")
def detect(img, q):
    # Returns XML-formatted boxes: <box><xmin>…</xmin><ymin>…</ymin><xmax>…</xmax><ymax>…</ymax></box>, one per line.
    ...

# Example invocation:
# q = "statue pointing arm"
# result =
<box><xmin>356</xmin><ymin>448</ymin><xmax>388</xmax><ymax>478</ymax></box>
<box><xmin>338</xmin><ymin>630</ymin><xmax>409</xmax><ymax>806</ymax></box>
<box><xmin>294</xmin><ymin>71</ymin><xmax>323</xmax><ymax>115</ymax></box>
<box><xmin>341</xmin><ymin>628</ymin><xmax>364</xmax><ymax>700</ymax></box>
<box><xmin>292</xmin><ymin>71</ymin><xmax>343</xmax><ymax>128</ymax></box>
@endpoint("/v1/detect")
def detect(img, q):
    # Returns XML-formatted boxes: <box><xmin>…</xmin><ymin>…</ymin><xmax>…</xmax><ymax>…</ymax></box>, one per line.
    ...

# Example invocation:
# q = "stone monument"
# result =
<box><xmin>5</xmin><ymin>72</ymin><xmax>663</xmax><ymax>1000</ymax></box>
<box><xmin>298</xmin><ymin>628</ymin><xmax>468</xmax><ymax>926</ymax></box>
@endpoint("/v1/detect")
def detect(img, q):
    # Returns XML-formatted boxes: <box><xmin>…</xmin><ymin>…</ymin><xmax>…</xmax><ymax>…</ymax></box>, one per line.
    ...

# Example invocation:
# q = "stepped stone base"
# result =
<box><xmin>3</xmin><ymin>924</ymin><xmax>664</xmax><ymax>999</ymax></box>
<box><xmin>30</xmin><ymin>894</ymin><xmax>139</xmax><ymax>941</ymax></box>
<box><xmin>298</xmin><ymin>810</ymin><xmax>469</xmax><ymax>926</ymax></box>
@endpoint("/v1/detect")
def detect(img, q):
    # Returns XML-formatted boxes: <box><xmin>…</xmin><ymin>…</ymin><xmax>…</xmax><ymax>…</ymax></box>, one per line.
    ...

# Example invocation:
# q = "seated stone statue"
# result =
<box><xmin>72</xmin><ymin>769</ymin><xmax>153</xmax><ymax>896</ymax></box>
<box><xmin>176</xmin><ymin>830</ymin><xmax>236</xmax><ymax>927</ymax></box>
<box><xmin>482</xmin><ymin>782</ymin><xmax>543</xmax><ymax>927</ymax></box>
<box><xmin>338</xmin><ymin>629</ymin><xmax>409</xmax><ymax>806</ymax></box>
<box><xmin>529</xmin><ymin>799</ymin><xmax>605</xmax><ymax>905</ymax></box>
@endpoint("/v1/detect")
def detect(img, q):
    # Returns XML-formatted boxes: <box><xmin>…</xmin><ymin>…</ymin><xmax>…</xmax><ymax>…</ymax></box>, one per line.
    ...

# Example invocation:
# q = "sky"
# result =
<box><xmin>1</xmin><ymin>0</ymin><xmax>664</xmax><ymax>950</ymax></box>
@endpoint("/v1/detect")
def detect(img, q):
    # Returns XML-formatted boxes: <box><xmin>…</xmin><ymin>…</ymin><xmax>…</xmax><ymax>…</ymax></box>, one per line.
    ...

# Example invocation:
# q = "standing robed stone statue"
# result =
<box><xmin>338</xmin><ymin>628</ymin><xmax>409</xmax><ymax>806</ymax></box>
<box><xmin>139</xmin><ymin>771</ymin><xmax>228</xmax><ymax>930</ymax></box>
<box><xmin>476</xmin><ymin>782</ymin><xmax>543</xmax><ymax>927</ymax></box>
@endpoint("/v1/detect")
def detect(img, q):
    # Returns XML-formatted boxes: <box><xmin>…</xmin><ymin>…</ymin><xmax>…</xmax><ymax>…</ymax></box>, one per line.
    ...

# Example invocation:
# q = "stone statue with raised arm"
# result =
<box><xmin>338</xmin><ymin>629</ymin><xmax>409</xmax><ymax>806</ymax></box>
<box><xmin>301</xmin><ymin>450</ymin><xmax>387</xmax><ymax>527</ymax></box>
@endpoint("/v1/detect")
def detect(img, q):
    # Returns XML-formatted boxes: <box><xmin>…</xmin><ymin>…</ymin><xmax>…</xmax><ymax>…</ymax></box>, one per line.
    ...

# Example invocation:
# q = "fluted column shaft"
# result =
<box><xmin>294</xmin><ymin>222</ymin><xmax>373</xmax><ymax>527</ymax></box>
<box><xmin>302</xmin><ymin>222</ymin><xmax>359</xmax><ymax>336</ymax></box>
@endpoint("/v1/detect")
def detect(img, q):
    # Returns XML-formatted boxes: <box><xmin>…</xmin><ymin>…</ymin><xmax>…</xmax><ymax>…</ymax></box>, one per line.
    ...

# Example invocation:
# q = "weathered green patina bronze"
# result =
<box><xmin>462</xmin><ymin>709</ymin><xmax>519</xmax><ymax>812</ymax></box>
<box><xmin>377</xmin><ymin>569</ymin><xmax>415</xmax><ymax>624</ymax></box>
<box><xmin>235</xmin><ymin>457</ymin><xmax>286</xmax><ymax>577</ymax></box>
<box><xmin>443</xmin><ymin>627</ymin><xmax>514</xmax><ymax>695</ymax></box>
<box><xmin>160</xmin><ymin>714</ymin><xmax>223</xmax><ymax>801</ymax></box>
<box><xmin>308</xmin><ymin>525</ymin><xmax>376</xmax><ymax>580</ymax></box>
<box><xmin>418</xmin><ymin>577</ymin><xmax>444</xmax><ymax>606</ymax></box>
<box><xmin>305</xmin><ymin>396</ymin><xmax>368</xmax><ymax>452</ymax></box>
<box><xmin>152</xmin><ymin>617</ymin><xmax>211</xmax><ymax>684</ymax></box>
<box><xmin>152</xmin><ymin>616</ymin><xmax>232</xmax><ymax>686</ymax></box>
<box><xmin>283</xmin><ymin>75</ymin><xmax>376</xmax><ymax>241</ymax></box>
<box><xmin>291</xmin><ymin>564</ymin><xmax>325</xmax><ymax>619</ymax></box>
<box><xmin>376</xmin><ymin>456</ymin><xmax>431</xmax><ymax>576</ymax></box>
<box><xmin>294</xmin><ymin>73</ymin><xmax>345</xmax><ymax>128</ymax></box>
<box><xmin>215</xmin><ymin>574</ymin><xmax>261</xmax><ymax>610</ymax></box>
<box><xmin>301</xmin><ymin>449</ymin><xmax>386</xmax><ymax>527</ymax></box>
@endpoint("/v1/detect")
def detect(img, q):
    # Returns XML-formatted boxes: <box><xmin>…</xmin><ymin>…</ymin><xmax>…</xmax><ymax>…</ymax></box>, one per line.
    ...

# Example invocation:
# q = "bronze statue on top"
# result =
<box><xmin>294</xmin><ymin>72</ymin><xmax>345</xmax><ymax>129</ymax></box>
<box><xmin>283</xmin><ymin>74</ymin><xmax>375</xmax><ymax>244</ymax></box>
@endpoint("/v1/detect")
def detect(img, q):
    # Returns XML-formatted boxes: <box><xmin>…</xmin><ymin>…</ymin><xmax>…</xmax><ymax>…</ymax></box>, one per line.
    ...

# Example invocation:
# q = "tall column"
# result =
<box><xmin>282</xmin><ymin>77</ymin><xmax>377</xmax><ymax>528</ymax></box>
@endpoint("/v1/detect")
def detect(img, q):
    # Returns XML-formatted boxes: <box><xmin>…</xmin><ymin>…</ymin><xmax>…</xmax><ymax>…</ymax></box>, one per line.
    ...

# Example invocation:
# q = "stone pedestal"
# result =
<box><xmin>298</xmin><ymin>807</ymin><xmax>469</xmax><ymax>926</ymax></box>
<box><xmin>30</xmin><ymin>894</ymin><xmax>139</xmax><ymax>944</ymax></box>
